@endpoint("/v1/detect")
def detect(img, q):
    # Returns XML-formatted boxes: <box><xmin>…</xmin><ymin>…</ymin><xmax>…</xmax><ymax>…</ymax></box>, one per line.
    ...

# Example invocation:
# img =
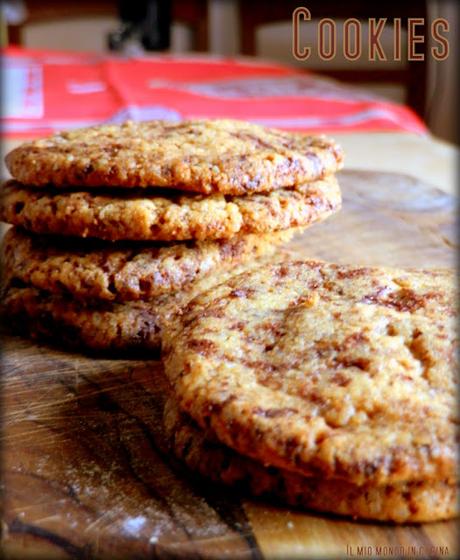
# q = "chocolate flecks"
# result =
<box><xmin>342</xmin><ymin>332</ymin><xmax>369</xmax><ymax>349</ymax></box>
<box><xmin>336</xmin><ymin>267</ymin><xmax>372</xmax><ymax>280</ymax></box>
<box><xmin>386</xmin><ymin>289</ymin><xmax>441</xmax><ymax>312</ymax></box>
<box><xmin>307</xmin><ymin>280</ymin><xmax>321</xmax><ymax>290</ymax></box>
<box><xmin>229</xmin><ymin>288</ymin><xmax>254</xmax><ymax>299</ymax></box>
<box><xmin>306</xmin><ymin>194</ymin><xmax>325</xmax><ymax>210</ymax></box>
<box><xmin>333</xmin><ymin>356</ymin><xmax>371</xmax><ymax>372</ymax></box>
<box><xmin>407</xmin><ymin>495</ymin><xmax>420</xmax><ymax>515</ymax></box>
<box><xmin>330</xmin><ymin>372</ymin><xmax>351</xmax><ymax>387</ymax></box>
<box><xmin>361</xmin><ymin>285</ymin><xmax>391</xmax><ymax>305</ymax></box>
<box><xmin>276</xmin><ymin>264</ymin><xmax>290</xmax><ymax>278</ymax></box>
<box><xmin>232</xmin><ymin>131</ymin><xmax>278</xmax><ymax>152</ymax></box>
<box><xmin>386</xmin><ymin>323</ymin><xmax>398</xmax><ymax>336</ymax></box>
<box><xmin>309</xmin><ymin>391</ymin><xmax>326</xmax><ymax>406</ymax></box>
<box><xmin>245</xmin><ymin>360</ymin><xmax>284</xmax><ymax>390</ymax></box>
<box><xmin>218</xmin><ymin>238</ymin><xmax>244</xmax><ymax>259</ymax></box>
<box><xmin>187</xmin><ymin>338</ymin><xmax>217</xmax><ymax>357</ymax></box>
<box><xmin>252</xmin><ymin>407</ymin><xmax>298</xmax><ymax>418</ymax></box>
<box><xmin>289</xmin><ymin>294</ymin><xmax>317</xmax><ymax>308</ymax></box>
<box><xmin>314</xmin><ymin>334</ymin><xmax>370</xmax><ymax>369</ymax></box>
<box><xmin>181</xmin><ymin>304</ymin><xmax>226</xmax><ymax>328</ymax></box>
<box><xmin>230</xmin><ymin>321</ymin><xmax>246</xmax><ymax>331</ymax></box>
<box><xmin>362</xmin><ymin>287</ymin><xmax>441</xmax><ymax>312</ymax></box>
<box><xmin>407</xmin><ymin>329</ymin><xmax>433</xmax><ymax>378</ymax></box>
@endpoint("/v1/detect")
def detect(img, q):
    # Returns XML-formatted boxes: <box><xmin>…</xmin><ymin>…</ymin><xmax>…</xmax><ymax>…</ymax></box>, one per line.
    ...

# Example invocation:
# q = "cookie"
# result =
<box><xmin>3</xmin><ymin>253</ymin><xmax>292</xmax><ymax>352</ymax></box>
<box><xmin>0</xmin><ymin>177</ymin><xmax>341</xmax><ymax>241</ymax></box>
<box><xmin>3</xmin><ymin>285</ymin><xmax>163</xmax><ymax>352</ymax></box>
<box><xmin>164</xmin><ymin>395</ymin><xmax>458</xmax><ymax>523</ymax></box>
<box><xmin>5</xmin><ymin>120</ymin><xmax>343</xmax><ymax>195</ymax></box>
<box><xmin>161</xmin><ymin>260</ymin><xmax>457</xmax><ymax>487</ymax></box>
<box><xmin>2</xmin><ymin>227</ymin><xmax>292</xmax><ymax>302</ymax></box>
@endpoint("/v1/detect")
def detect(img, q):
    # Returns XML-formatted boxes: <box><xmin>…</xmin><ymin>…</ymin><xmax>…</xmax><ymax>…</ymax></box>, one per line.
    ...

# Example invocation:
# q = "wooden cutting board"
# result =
<box><xmin>2</xmin><ymin>170</ymin><xmax>457</xmax><ymax>560</ymax></box>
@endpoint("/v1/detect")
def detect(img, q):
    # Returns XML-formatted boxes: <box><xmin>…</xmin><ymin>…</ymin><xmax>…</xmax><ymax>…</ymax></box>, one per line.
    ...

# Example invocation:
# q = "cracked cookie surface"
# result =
<box><xmin>0</xmin><ymin>177</ymin><xmax>341</xmax><ymax>241</ymax></box>
<box><xmin>162</xmin><ymin>260</ymin><xmax>458</xmax><ymax>487</ymax></box>
<box><xmin>5</xmin><ymin>120</ymin><xmax>343</xmax><ymax>195</ymax></box>
<box><xmin>2</xmin><ymin>227</ymin><xmax>292</xmax><ymax>302</ymax></box>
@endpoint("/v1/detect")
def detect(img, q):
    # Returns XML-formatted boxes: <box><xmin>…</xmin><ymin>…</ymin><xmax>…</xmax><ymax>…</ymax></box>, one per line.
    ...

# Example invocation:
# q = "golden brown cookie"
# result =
<box><xmin>0</xmin><ymin>177</ymin><xmax>341</xmax><ymax>241</ymax></box>
<box><xmin>2</xmin><ymin>227</ymin><xmax>292</xmax><ymax>302</ymax></box>
<box><xmin>5</xmin><ymin>120</ymin><xmax>343</xmax><ymax>195</ymax></box>
<box><xmin>164</xmin><ymin>395</ymin><xmax>458</xmax><ymax>523</ymax></box>
<box><xmin>161</xmin><ymin>260</ymin><xmax>457</xmax><ymax>487</ymax></box>
<box><xmin>3</xmin><ymin>285</ymin><xmax>163</xmax><ymax>352</ymax></box>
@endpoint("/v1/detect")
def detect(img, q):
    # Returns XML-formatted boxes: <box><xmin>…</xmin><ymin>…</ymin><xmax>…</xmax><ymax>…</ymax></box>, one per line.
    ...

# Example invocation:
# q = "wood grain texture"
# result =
<box><xmin>1</xmin><ymin>170</ymin><xmax>457</xmax><ymax>559</ymax></box>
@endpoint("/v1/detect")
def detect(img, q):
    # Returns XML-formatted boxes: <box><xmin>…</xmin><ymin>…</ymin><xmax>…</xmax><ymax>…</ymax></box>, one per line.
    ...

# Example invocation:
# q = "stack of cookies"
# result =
<box><xmin>161</xmin><ymin>260</ymin><xmax>458</xmax><ymax>523</ymax></box>
<box><xmin>1</xmin><ymin>120</ymin><xmax>343</xmax><ymax>352</ymax></box>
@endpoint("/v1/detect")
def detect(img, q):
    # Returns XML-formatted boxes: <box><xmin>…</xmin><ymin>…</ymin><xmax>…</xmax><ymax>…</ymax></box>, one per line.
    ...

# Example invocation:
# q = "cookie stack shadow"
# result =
<box><xmin>0</xmin><ymin>119</ymin><xmax>343</xmax><ymax>353</ymax></box>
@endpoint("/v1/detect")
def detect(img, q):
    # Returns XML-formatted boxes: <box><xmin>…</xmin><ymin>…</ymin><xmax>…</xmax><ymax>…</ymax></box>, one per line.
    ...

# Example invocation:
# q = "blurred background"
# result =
<box><xmin>1</xmin><ymin>0</ymin><xmax>458</xmax><ymax>144</ymax></box>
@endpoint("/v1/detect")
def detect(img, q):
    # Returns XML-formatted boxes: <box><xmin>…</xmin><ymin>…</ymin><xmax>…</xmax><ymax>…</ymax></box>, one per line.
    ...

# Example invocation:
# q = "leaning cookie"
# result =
<box><xmin>5</xmin><ymin>119</ymin><xmax>343</xmax><ymax>194</ymax></box>
<box><xmin>161</xmin><ymin>260</ymin><xmax>457</xmax><ymax>488</ymax></box>
<box><xmin>2</xmin><ymin>228</ymin><xmax>293</xmax><ymax>302</ymax></box>
<box><xmin>0</xmin><ymin>177</ymin><xmax>341</xmax><ymax>241</ymax></box>
<box><xmin>164</xmin><ymin>395</ymin><xmax>458</xmax><ymax>523</ymax></box>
